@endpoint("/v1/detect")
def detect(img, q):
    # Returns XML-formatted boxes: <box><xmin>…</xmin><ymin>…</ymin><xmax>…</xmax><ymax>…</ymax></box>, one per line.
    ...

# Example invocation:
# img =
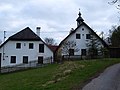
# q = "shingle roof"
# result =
<box><xmin>9</xmin><ymin>27</ymin><xmax>41</xmax><ymax>41</ymax></box>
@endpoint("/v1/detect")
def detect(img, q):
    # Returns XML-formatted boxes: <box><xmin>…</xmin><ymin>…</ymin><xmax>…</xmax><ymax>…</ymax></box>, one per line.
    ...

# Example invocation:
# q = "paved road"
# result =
<box><xmin>82</xmin><ymin>63</ymin><xmax>120</xmax><ymax>90</ymax></box>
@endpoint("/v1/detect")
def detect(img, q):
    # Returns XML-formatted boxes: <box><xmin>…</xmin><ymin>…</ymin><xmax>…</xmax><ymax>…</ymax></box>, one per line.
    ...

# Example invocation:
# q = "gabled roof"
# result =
<box><xmin>57</xmin><ymin>22</ymin><xmax>108</xmax><ymax>51</ymax></box>
<box><xmin>9</xmin><ymin>27</ymin><xmax>41</xmax><ymax>41</ymax></box>
<box><xmin>0</xmin><ymin>27</ymin><xmax>45</xmax><ymax>48</ymax></box>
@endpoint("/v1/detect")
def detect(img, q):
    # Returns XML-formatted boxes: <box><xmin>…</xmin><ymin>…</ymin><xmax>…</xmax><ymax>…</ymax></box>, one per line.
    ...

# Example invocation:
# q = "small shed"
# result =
<box><xmin>109</xmin><ymin>47</ymin><xmax>120</xmax><ymax>58</ymax></box>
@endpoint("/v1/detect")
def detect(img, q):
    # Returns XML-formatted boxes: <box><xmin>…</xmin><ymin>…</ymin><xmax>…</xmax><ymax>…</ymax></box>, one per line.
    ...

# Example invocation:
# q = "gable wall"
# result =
<box><xmin>61</xmin><ymin>25</ymin><xmax>103</xmax><ymax>56</ymax></box>
<box><xmin>0</xmin><ymin>41</ymin><xmax>53</xmax><ymax>67</ymax></box>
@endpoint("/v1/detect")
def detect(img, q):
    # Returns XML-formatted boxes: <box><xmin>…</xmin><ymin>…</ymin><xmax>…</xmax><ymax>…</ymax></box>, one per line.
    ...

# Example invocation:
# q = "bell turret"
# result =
<box><xmin>76</xmin><ymin>10</ymin><xmax>84</xmax><ymax>27</ymax></box>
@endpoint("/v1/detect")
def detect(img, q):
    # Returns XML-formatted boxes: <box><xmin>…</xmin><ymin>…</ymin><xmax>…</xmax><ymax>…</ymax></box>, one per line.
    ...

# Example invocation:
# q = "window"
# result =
<box><xmin>82</xmin><ymin>28</ymin><xmax>84</xmax><ymax>31</ymax></box>
<box><xmin>76</xmin><ymin>34</ymin><xmax>81</xmax><ymax>39</ymax></box>
<box><xmin>16</xmin><ymin>43</ymin><xmax>21</xmax><ymax>49</ymax></box>
<box><xmin>86</xmin><ymin>34</ymin><xmax>91</xmax><ymax>39</ymax></box>
<box><xmin>39</xmin><ymin>44</ymin><xmax>44</xmax><ymax>53</ymax></box>
<box><xmin>29</xmin><ymin>43</ymin><xmax>34</xmax><ymax>49</ymax></box>
<box><xmin>69</xmin><ymin>49</ymin><xmax>74</xmax><ymax>56</ymax></box>
<box><xmin>23</xmin><ymin>56</ymin><xmax>28</xmax><ymax>64</ymax></box>
<box><xmin>11</xmin><ymin>56</ymin><xmax>16</xmax><ymax>63</ymax></box>
<box><xmin>81</xmin><ymin>49</ymin><xmax>86</xmax><ymax>56</ymax></box>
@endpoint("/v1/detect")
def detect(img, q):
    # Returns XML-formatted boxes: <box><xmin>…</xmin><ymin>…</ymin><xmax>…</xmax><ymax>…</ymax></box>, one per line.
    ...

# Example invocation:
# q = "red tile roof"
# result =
<box><xmin>48</xmin><ymin>45</ymin><xmax>58</xmax><ymax>52</ymax></box>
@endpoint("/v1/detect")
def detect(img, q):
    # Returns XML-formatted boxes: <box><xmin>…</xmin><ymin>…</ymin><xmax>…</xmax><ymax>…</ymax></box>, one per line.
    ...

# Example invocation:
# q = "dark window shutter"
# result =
<box><xmin>16</xmin><ymin>43</ymin><xmax>21</xmax><ymax>49</ymax></box>
<box><xmin>29</xmin><ymin>43</ymin><xmax>34</xmax><ymax>49</ymax></box>
<box><xmin>76</xmin><ymin>34</ymin><xmax>81</xmax><ymax>39</ymax></box>
<box><xmin>39</xmin><ymin>44</ymin><xmax>44</xmax><ymax>53</ymax></box>
<box><xmin>11</xmin><ymin>56</ymin><xmax>16</xmax><ymax>63</ymax></box>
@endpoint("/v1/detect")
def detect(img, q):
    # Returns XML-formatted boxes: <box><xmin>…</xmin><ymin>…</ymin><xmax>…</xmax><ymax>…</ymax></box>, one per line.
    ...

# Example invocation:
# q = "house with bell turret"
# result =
<box><xmin>56</xmin><ymin>11</ymin><xmax>108</xmax><ymax>59</ymax></box>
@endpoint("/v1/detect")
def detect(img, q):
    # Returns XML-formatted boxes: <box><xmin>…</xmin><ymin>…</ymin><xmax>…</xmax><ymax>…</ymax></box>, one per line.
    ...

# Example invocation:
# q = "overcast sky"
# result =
<box><xmin>0</xmin><ymin>0</ymin><xmax>119</xmax><ymax>44</ymax></box>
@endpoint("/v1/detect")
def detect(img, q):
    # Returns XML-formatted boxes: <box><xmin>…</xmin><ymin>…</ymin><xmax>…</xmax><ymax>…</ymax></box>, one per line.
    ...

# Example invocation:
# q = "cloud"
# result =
<box><xmin>0</xmin><ymin>0</ymin><xmax>119</xmax><ymax>43</ymax></box>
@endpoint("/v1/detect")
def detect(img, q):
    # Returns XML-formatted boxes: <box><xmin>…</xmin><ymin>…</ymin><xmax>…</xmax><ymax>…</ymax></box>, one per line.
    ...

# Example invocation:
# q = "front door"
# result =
<box><xmin>69</xmin><ymin>49</ymin><xmax>74</xmax><ymax>56</ymax></box>
<box><xmin>23</xmin><ymin>56</ymin><xmax>28</xmax><ymax>64</ymax></box>
<box><xmin>38</xmin><ymin>56</ymin><xmax>43</xmax><ymax>64</ymax></box>
<box><xmin>81</xmin><ymin>49</ymin><xmax>86</xmax><ymax>56</ymax></box>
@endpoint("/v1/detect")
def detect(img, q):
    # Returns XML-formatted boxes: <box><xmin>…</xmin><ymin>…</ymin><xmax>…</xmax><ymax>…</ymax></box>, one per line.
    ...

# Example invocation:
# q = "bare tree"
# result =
<box><xmin>61</xmin><ymin>40</ymin><xmax>79</xmax><ymax>60</ymax></box>
<box><xmin>86</xmin><ymin>34</ymin><xmax>102</xmax><ymax>59</ymax></box>
<box><xmin>109</xmin><ymin>0</ymin><xmax>120</xmax><ymax>10</ymax></box>
<box><xmin>44</xmin><ymin>37</ymin><xmax>57</xmax><ymax>45</ymax></box>
<box><xmin>110</xmin><ymin>0</ymin><xmax>119</xmax><ymax>3</ymax></box>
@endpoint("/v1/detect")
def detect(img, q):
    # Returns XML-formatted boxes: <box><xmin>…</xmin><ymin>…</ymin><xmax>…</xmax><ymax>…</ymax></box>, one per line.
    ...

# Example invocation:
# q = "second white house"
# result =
<box><xmin>56</xmin><ymin>11</ymin><xmax>108</xmax><ymax>58</ymax></box>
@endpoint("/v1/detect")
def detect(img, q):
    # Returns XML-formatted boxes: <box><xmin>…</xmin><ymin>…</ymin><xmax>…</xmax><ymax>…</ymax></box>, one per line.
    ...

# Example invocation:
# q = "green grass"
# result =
<box><xmin>0</xmin><ymin>58</ymin><xmax>120</xmax><ymax>90</ymax></box>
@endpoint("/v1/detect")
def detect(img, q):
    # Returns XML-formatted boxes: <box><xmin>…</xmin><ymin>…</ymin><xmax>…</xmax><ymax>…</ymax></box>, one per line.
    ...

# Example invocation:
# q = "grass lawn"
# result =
<box><xmin>0</xmin><ymin>58</ymin><xmax>120</xmax><ymax>90</ymax></box>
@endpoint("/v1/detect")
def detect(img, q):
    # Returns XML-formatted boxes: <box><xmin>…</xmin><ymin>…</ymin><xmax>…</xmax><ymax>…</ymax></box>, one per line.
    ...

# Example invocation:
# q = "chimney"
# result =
<box><xmin>69</xmin><ymin>28</ymin><xmax>74</xmax><ymax>34</ymax></box>
<box><xmin>36</xmin><ymin>27</ymin><xmax>41</xmax><ymax>37</ymax></box>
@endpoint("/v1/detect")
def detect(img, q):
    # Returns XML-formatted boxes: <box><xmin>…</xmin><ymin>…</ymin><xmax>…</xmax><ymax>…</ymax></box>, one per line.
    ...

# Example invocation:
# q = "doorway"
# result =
<box><xmin>38</xmin><ymin>56</ymin><xmax>43</xmax><ymax>64</ymax></box>
<box><xmin>81</xmin><ymin>49</ymin><xmax>86</xmax><ymax>56</ymax></box>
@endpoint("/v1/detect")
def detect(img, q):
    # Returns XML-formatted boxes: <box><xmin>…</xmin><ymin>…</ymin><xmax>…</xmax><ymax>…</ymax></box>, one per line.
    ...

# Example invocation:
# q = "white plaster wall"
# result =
<box><xmin>61</xmin><ymin>25</ymin><xmax>103</xmax><ymax>56</ymax></box>
<box><xmin>0</xmin><ymin>41</ymin><xmax>53</xmax><ymax>67</ymax></box>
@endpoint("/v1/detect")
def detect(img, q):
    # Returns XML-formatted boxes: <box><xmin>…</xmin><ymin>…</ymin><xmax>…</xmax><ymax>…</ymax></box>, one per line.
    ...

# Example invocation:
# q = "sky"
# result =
<box><xmin>0</xmin><ymin>0</ymin><xmax>119</xmax><ymax>44</ymax></box>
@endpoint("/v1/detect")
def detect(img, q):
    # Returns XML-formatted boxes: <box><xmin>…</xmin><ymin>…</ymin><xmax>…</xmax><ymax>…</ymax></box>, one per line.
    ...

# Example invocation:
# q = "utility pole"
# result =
<box><xmin>3</xmin><ymin>31</ymin><xmax>6</xmax><ymax>60</ymax></box>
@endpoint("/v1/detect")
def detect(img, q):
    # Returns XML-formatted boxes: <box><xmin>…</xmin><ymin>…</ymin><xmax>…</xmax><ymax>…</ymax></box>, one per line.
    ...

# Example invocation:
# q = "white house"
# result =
<box><xmin>0</xmin><ymin>27</ymin><xmax>54</xmax><ymax>67</ymax></box>
<box><xmin>57</xmin><ymin>11</ymin><xmax>108</xmax><ymax>57</ymax></box>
